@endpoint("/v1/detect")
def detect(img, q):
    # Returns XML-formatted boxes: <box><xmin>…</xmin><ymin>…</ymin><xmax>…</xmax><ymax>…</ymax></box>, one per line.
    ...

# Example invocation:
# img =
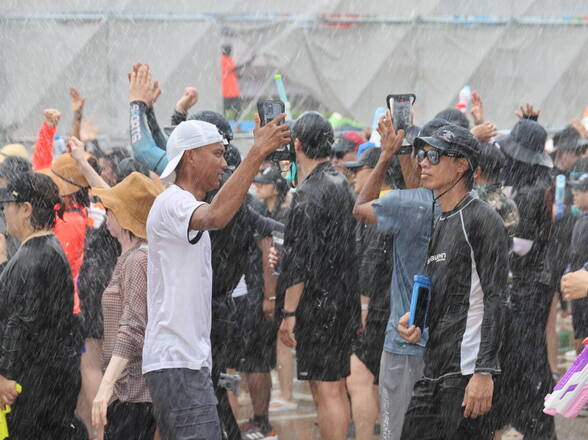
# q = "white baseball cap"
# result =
<box><xmin>160</xmin><ymin>120</ymin><xmax>224</xmax><ymax>179</ymax></box>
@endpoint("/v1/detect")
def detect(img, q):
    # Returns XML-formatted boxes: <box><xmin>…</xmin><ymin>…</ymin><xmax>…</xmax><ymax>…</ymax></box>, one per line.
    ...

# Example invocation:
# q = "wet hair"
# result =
<box><xmin>478</xmin><ymin>142</ymin><xmax>506</xmax><ymax>182</ymax></box>
<box><xmin>434</xmin><ymin>109</ymin><xmax>470</xmax><ymax>130</ymax></box>
<box><xmin>0</xmin><ymin>156</ymin><xmax>32</xmax><ymax>183</ymax></box>
<box><xmin>116</xmin><ymin>157</ymin><xmax>150</xmax><ymax>182</ymax></box>
<box><xmin>292</xmin><ymin>111</ymin><xmax>334</xmax><ymax>159</ymax></box>
<box><xmin>101</xmin><ymin>147</ymin><xmax>130</xmax><ymax>171</ymax></box>
<box><xmin>10</xmin><ymin>173</ymin><xmax>62</xmax><ymax>230</ymax></box>
<box><xmin>571</xmin><ymin>157</ymin><xmax>588</xmax><ymax>174</ymax></box>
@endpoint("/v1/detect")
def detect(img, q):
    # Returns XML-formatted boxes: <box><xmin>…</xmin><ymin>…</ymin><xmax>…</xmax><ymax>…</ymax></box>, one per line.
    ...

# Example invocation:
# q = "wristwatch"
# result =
<box><xmin>282</xmin><ymin>309</ymin><xmax>296</xmax><ymax>318</ymax></box>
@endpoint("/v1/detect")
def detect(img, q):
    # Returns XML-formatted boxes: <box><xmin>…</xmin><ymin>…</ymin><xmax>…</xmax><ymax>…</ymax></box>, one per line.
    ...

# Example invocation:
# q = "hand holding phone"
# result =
<box><xmin>386</xmin><ymin>94</ymin><xmax>416</xmax><ymax>132</ymax></box>
<box><xmin>257</xmin><ymin>99</ymin><xmax>294</xmax><ymax>162</ymax></box>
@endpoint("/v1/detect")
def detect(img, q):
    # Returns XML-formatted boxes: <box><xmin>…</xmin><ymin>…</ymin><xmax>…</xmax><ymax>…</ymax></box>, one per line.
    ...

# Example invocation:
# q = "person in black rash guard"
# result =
<box><xmin>397</xmin><ymin>124</ymin><xmax>509</xmax><ymax>439</ymax></box>
<box><xmin>492</xmin><ymin>119</ymin><xmax>557</xmax><ymax>440</ymax></box>
<box><xmin>0</xmin><ymin>173</ymin><xmax>84</xmax><ymax>439</ymax></box>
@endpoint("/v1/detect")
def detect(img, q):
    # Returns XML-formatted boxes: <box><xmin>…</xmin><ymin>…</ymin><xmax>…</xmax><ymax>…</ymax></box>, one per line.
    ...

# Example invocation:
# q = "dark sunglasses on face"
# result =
<box><xmin>416</xmin><ymin>148</ymin><xmax>464</xmax><ymax>165</ymax></box>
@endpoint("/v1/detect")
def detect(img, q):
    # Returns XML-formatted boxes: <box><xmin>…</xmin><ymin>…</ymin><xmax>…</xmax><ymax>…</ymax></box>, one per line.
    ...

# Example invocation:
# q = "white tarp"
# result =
<box><xmin>2</xmin><ymin>0</ymin><xmax>588</xmax><ymax>144</ymax></box>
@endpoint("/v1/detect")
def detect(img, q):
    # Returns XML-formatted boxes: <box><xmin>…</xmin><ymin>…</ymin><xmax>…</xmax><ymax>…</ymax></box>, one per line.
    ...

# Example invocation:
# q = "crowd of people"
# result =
<box><xmin>0</xmin><ymin>59</ymin><xmax>587</xmax><ymax>440</ymax></box>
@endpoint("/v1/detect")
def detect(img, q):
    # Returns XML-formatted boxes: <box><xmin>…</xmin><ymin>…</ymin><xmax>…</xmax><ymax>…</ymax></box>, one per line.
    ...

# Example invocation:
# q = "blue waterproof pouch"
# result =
<box><xmin>409</xmin><ymin>275</ymin><xmax>431</xmax><ymax>329</ymax></box>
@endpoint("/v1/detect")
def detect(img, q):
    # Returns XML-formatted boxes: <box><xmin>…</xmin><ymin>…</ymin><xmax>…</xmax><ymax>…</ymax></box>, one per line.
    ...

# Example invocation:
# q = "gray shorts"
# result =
<box><xmin>144</xmin><ymin>367</ymin><xmax>220</xmax><ymax>440</ymax></box>
<box><xmin>379</xmin><ymin>352</ymin><xmax>424</xmax><ymax>440</ymax></box>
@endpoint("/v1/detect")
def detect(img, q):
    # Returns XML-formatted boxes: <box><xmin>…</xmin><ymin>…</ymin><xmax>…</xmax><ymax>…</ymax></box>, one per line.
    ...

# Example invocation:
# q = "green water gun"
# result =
<box><xmin>0</xmin><ymin>383</ymin><xmax>22</xmax><ymax>440</ymax></box>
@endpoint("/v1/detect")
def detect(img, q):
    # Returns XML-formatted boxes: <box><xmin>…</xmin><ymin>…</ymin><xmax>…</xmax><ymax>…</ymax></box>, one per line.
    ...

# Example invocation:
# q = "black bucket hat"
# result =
<box><xmin>414</xmin><ymin>124</ymin><xmax>480</xmax><ymax>169</ymax></box>
<box><xmin>254</xmin><ymin>166</ymin><xmax>288</xmax><ymax>194</ymax></box>
<box><xmin>495</xmin><ymin>119</ymin><xmax>553</xmax><ymax>168</ymax></box>
<box><xmin>552</xmin><ymin>125</ymin><xmax>588</xmax><ymax>152</ymax></box>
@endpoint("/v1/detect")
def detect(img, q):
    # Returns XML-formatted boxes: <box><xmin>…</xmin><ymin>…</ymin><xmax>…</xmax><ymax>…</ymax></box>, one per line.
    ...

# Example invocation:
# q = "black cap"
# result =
<box><xmin>570</xmin><ymin>173</ymin><xmax>588</xmax><ymax>191</ymax></box>
<box><xmin>332</xmin><ymin>131</ymin><xmax>364</xmax><ymax>153</ymax></box>
<box><xmin>553</xmin><ymin>125</ymin><xmax>588</xmax><ymax>152</ymax></box>
<box><xmin>434</xmin><ymin>108</ymin><xmax>470</xmax><ymax>129</ymax></box>
<box><xmin>496</xmin><ymin>119</ymin><xmax>552</xmax><ymax>168</ymax></box>
<box><xmin>254</xmin><ymin>167</ymin><xmax>288</xmax><ymax>193</ymax></box>
<box><xmin>414</xmin><ymin>124</ymin><xmax>480</xmax><ymax>169</ymax></box>
<box><xmin>406</xmin><ymin>118</ymin><xmax>451</xmax><ymax>147</ymax></box>
<box><xmin>343</xmin><ymin>147</ymin><xmax>381</xmax><ymax>169</ymax></box>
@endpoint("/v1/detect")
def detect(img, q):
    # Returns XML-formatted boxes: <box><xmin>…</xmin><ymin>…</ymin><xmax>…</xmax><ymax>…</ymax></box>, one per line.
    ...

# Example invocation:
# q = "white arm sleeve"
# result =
<box><xmin>512</xmin><ymin>237</ymin><xmax>533</xmax><ymax>256</ymax></box>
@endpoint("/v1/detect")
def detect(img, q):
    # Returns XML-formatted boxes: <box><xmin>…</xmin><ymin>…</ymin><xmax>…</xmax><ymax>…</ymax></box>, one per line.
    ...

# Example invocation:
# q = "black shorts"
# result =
<box><xmin>105</xmin><ymin>400</ymin><xmax>156</xmax><ymax>440</ymax></box>
<box><xmin>492</xmin><ymin>292</ymin><xmax>556</xmax><ymax>439</ymax></box>
<box><xmin>401</xmin><ymin>376</ymin><xmax>495</xmax><ymax>440</ymax></box>
<box><xmin>352</xmin><ymin>315</ymin><xmax>387</xmax><ymax>383</ymax></box>
<box><xmin>235</xmin><ymin>315</ymin><xmax>278</xmax><ymax>374</ymax></box>
<box><xmin>295</xmin><ymin>324</ymin><xmax>352</xmax><ymax>382</ymax></box>
<box><xmin>571</xmin><ymin>297</ymin><xmax>588</xmax><ymax>339</ymax></box>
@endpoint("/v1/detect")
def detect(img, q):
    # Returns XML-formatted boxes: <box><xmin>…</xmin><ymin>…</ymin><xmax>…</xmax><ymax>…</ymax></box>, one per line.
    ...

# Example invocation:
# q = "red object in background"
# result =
<box><xmin>221</xmin><ymin>54</ymin><xmax>241</xmax><ymax>98</ymax></box>
<box><xmin>320</xmin><ymin>13</ymin><xmax>360</xmax><ymax>28</ymax></box>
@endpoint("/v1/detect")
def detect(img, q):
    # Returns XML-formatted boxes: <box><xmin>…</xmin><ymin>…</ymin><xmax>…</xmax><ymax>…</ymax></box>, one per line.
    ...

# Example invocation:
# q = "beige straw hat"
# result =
<box><xmin>92</xmin><ymin>172</ymin><xmax>162</xmax><ymax>239</ymax></box>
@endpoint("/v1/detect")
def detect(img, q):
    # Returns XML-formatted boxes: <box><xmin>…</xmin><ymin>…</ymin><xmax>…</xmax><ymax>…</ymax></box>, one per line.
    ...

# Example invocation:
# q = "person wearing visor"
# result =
<box><xmin>331</xmin><ymin>131</ymin><xmax>364</xmax><ymax>181</ymax></box>
<box><xmin>397</xmin><ymin>125</ymin><xmax>509</xmax><ymax>439</ymax></box>
<box><xmin>0</xmin><ymin>172</ymin><xmax>83</xmax><ymax>438</ymax></box>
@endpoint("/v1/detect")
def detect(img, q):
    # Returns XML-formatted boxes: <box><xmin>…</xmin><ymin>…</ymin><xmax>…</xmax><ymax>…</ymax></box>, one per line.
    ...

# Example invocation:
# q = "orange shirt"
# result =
<box><xmin>221</xmin><ymin>54</ymin><xmax>241</xmax><ymax>98</ymax></box>
<box><xmin>54</xmin><ymin>208</ymin><xmax>87</xmax><ymax>314</ymax></box>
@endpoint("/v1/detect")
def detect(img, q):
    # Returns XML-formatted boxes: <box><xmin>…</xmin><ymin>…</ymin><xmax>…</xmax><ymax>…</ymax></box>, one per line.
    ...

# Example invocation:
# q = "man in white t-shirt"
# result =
<box><xmin>141</xmin><ymin>106</ymin><xmax>290</xmax><ymax>437</ymax></box>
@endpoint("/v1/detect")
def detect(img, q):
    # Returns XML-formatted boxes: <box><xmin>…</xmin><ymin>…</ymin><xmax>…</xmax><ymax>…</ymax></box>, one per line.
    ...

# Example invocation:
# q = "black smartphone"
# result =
<box><xmin>257</xmin><ymin>99</ymin><xmax>292</xmax><ymax>162</ymax></box>
<box><xmin>386</xmin><ymin>94</ymin><xmax>416</xmax><ymax>132</ymax></box>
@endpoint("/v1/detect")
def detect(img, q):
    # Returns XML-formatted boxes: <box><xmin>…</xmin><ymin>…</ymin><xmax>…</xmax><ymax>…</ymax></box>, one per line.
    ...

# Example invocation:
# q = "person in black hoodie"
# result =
<box><xmin>0</xmin><ymin>173</ymin><xmax>83</xmax><ymax>439</ymax></box>
<box><xmin>493</xmin><ymin>119</ymin><xmax>557</xmax><ymax>439</ymax></box>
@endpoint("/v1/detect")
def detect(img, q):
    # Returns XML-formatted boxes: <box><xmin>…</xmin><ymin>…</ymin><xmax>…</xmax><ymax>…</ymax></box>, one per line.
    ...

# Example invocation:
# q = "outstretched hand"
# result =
<box><xmin>377</xmin><ymin>110</ymin><xmax>405</xmax><ymax>159</ymax></box>
<box><xmin>176</xmin><ymin>87</ymin><xmax>199</xmax><ymax>114</ymax></box>
<box><xmin>515</xmin><ymin>103</ymin><xmax>540</xmax><ymax>121</ymax></box>
<box><xmin>470</xmin><ymin>90</ymin><xmax>484</xmax><ymax>125</ymax></box>
<box><xmin>69</xmin><ymin>87</ymin><xmax>86</xmax><ymax>115</ymax></box>
<box><xmin>128</xmin><ymin>63</ymin><xmax>161</xmax><ymax>107</ymax></box>
<box><xmin>470</xmin><ymin>122</ymin><xmax>497</xmax><ymax>142</ymax></box>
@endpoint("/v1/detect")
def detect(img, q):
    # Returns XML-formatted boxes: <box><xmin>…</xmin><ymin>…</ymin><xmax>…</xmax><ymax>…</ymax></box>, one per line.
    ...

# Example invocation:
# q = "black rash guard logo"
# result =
<box><xmin>427</xmin><ymin>252</ymin><xmax>447</xmax><ymax>264</ymax></box>
<box><xmin>130</xmin><ymin>103</ymin><xmax>142</xmax><ymax>144</ymax></box>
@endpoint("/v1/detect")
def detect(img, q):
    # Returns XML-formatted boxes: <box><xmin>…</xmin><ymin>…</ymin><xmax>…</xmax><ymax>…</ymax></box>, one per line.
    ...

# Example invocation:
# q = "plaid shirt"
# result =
<box><xmin>102</xmin><ymin>244</ymin><xmax>150</xmax><ymax>403</ymax></box>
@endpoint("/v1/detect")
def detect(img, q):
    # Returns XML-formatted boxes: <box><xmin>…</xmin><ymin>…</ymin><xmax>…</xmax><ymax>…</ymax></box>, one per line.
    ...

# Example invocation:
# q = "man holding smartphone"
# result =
<box><xmin>397</xmin><ymin>125</ymin><xmax>509</xmax><ymax>439</ymax></box>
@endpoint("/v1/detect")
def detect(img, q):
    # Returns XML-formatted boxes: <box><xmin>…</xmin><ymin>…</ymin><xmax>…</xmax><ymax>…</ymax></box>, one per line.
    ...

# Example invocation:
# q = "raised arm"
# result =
<box><xmin>171</xmin><ymin>87</ymin><xmax>199</xmax><ymax>126</ymax></box>
<box><xmin>69</xmin><ymin>136</ymin><xmax>110</xmax><ymax>189</ymax></box>
<box><xmin>69</xmin><ymin>87</ymin><xmax>85</xmax><ymax>140</ymax></box>
<box><xmin>32</xmin><ymin>109</ymin><xmax>60</xmax><ymax>170</ymax></box>
<box><xmin>189</xmin><ymin>114</ymin><xmax>290</xmax><ymax>231</ymax></box>
<box><xmin>353</xmin><ymin>112</ymin><xmax>404</xmax><ymax>224</ymax></box>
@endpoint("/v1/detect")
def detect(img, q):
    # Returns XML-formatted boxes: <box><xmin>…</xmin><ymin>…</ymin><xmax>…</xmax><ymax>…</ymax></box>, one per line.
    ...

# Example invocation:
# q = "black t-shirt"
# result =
<box><xmin>510</xmin><ymin>179</ymin><xmax>553</xmax><ymax>286</ymax></box>
<box><xmin>0</xmin><ymin>235</ymin><xmax>80</xmax><ymax>380</ymax></box>
<box><xmin>356</xmin><ymin>222</ymin><xmax>392</xmax><ymax>318</ymax></box>
<box><xmin>280</xmin><ymin>161</ymin><xmax>360</xmax><ymax>336</ymax></box>
<box><xmin>425</xmin><ymin>195</ymin><xmax>509</xmax><ymax>380</ymax></box>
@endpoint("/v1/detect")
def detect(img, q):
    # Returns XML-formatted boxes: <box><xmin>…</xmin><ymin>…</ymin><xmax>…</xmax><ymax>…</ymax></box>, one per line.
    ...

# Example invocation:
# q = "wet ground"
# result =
<box><xmin>232</xmin><ymin>310</ymin><xmax>588</xmax><ymax>439</ymax></box>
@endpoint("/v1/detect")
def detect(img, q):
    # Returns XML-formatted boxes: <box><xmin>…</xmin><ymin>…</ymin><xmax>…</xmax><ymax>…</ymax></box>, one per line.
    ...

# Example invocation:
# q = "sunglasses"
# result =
<box><xmin>416</xmin><ymin>148</ymin><xmax>464</xmax><ymax>165</ymax></box>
